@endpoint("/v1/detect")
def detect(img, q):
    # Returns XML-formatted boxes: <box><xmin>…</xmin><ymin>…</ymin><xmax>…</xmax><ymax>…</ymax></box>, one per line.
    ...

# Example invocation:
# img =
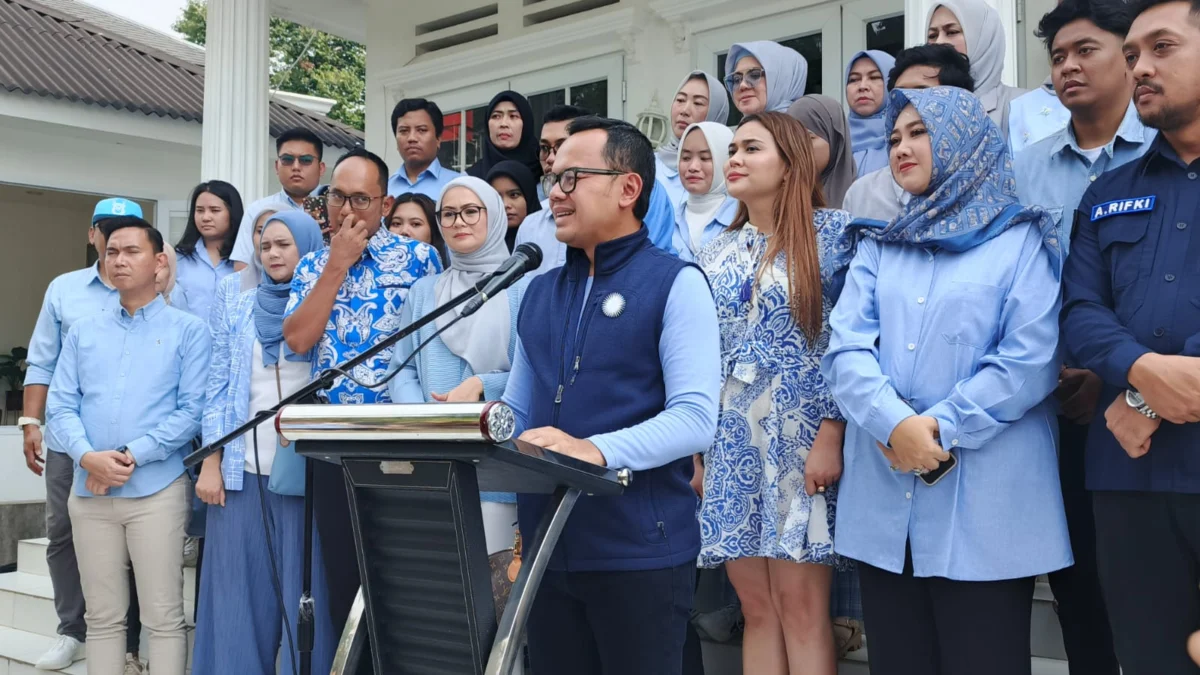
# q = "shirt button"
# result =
<box><xmin>917</xmin><ymin>297</ymin><xmax>926</xmax><ymax>304</ymax></box>
<box><xmin>905</xmin><ymin>492</ymin><xmax>912</xmax><ymax>500</ymax></box>
<box><xmin>1089</xmin><ymin>175</ymin><xmax>1097</xmax><ymax>182</ymax></box>
<box><xmin>907</xmin><ymin>343</ymin><xmax>916</xmax><ymax>351</ymax></box>
<box><xmin>1166</xmin><ymin>274</ymin><xmax>1177</xmax><ymax>282</ymax></box>
<box><xmin>1179</xmin><ymin>222</ymin><xmax>1189</xmax><ymax>230</ymax></box>
<box><xmin>1190</xmin><ymin>172</ymin><xmax>1198</xmax><ymax>180</ymax></box>
<box><xmin>1154</xmin><ymin>327</ymin><xmax>1166</xmax><ymax>337</ymax></box>
<box><xmin>951</xmin><ymin>439</ymin><xmax>959</xmax><ymax>446</ymax></box>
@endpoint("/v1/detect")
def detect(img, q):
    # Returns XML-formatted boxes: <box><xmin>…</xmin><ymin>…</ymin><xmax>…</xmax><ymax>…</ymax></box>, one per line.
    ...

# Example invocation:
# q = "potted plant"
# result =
<box><xmin>0</xmin><ymin>346</ymin><xmax>28</xmax><ymax>414</ymax></box>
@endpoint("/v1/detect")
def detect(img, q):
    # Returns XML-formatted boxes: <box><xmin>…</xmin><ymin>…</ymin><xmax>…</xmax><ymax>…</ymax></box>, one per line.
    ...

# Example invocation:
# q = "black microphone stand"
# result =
<box><xmin>183</xmin><ymin>279</ymin><xmax>489</xmax><ymax>675</ymax></box>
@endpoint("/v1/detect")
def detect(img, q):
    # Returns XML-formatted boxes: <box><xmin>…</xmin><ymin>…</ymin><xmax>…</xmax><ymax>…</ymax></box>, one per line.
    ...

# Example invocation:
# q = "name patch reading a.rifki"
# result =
<box><xmin>1090</xmin><ymin>196</ymin><xmax>1156</xmax><ymax>222</ymax></box>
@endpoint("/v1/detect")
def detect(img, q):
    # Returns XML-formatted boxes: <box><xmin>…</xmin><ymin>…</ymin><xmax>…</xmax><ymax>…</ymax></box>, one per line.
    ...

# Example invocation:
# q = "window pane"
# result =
<box><xmin>464</xmin><ymin>104</ymin><xmax>489</xmax><ymax>171</ymax></box>
<box><xmin>718</xmin><ymin>34</ymin><xmax>822</xmax><ymax>127</ymax></box>
<box><xmin>438</xmin><ymin>111</ymin><xmax>462</xmax><ymax>172</ymax></box>
<box><xmin>867</xmin><ymin>15</ymin><xmax>905</xmax><ymax>58</ymax></box>
<box><xmin>571</xmin><ymin>80</ymin><xmax>608</xmax><ymax>118</ymax></box>
<box><xmin>528</xmin><ymin>90</ymin><xmax>567</xmax><ymax>132</ymax></box>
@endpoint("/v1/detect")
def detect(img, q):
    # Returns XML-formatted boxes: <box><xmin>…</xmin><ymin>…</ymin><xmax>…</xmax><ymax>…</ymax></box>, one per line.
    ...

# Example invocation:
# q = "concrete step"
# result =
<box><xmin>16</xmin><ymin>539</ymin><xmax>49</xmax><ymax>578</ymax></box>
<box><xmin>0</xmin><ymin>625</ymin><xmax>87</xmax><ymax>674</ymax></box>
<box><xmin>703</xmin><ymin>639</ymin><xmax>1069</xmax><ymax>675</ymax></box>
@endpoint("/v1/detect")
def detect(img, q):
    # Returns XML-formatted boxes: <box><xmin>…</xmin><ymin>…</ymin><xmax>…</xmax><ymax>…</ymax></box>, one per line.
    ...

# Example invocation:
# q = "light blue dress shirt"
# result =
<box><xmin>1008</xmin><ymin>80</ymin><xmax>1071</xmax><ymax>154</ymax></box>
<box><xmin>175</xmin><ymin>249</ymin><xmax>236</xmax><ymax>324</ymax></box>
<box><xmin>387</xmin><ymin>157</ymin><xmax>463</xmax><ymax>199</ymax></box>
<box><xmin>514</xmin><ymin>183</ymin><xmax>679</xmax><ymax>277</ymax></box>
<box><xmin>822</xmin><ymin>224</ymin><xmax>1072</xmax><ymax>580</ymax></box>
<box><xmin>26</xmin><ymin>264</ymin><xmax>118</xmax><ymax>453</ymax></box>
<box><xmin>388</xmin><ymin>276</ymin><xmax>528</xmax><ymax>503</ymax></box>
<box><xmin>672</xmin><ymin>196</ymin><xmax>737</xmax><ymax>262</ymax></box>
<box><xmin>655</xmin><ymin>158</ymin><xmax>687</xmax><ymax>211</ymax></box>
<box><xmin>46</xmin><ymin>296</ymin><xmax>211</xmax><ymax>498</ymax></box>
<box><xmin>502</xmin><ymin>268</ymin><xmax>720</xmax><ymax>471</ymax></box>
<box><xmin>231</xmin><ymin>190</ymin><xmax>307</xmax><ymax>266</ymax></box>
<box><xmin>1014</xmin><ymin>103</ymin><xmax>1156</xmax><ymax>257</ymax></box>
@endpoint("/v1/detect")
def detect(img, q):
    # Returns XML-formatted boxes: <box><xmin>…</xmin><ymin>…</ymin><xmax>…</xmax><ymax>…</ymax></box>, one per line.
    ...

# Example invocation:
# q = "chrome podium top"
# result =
<box><xmin>276</xmin><ymin>401</ymin><xmax>515</xmax><ymax>444</ymax></box>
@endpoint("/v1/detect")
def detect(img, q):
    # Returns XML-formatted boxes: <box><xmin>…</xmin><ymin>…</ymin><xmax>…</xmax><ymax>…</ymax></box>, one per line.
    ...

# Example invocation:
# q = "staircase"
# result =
<box><xmin>0</xmin><ymin>538</ymin><xmax>195</xmax><ymax>674</ymax></box>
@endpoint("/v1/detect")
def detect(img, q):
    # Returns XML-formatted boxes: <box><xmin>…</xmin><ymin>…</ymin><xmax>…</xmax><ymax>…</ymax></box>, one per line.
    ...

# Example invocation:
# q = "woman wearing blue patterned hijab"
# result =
<box><xmin>820</xmin><ymin>84</ymin><xmax>1071</xmax><ymax>674</ymax></box>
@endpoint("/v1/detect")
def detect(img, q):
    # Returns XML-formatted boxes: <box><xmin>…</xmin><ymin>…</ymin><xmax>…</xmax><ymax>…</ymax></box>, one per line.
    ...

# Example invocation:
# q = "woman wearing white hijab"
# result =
<box><xmin>388</xmin><ymin>176</ymin><xmax>525</xmax><ymax>554</ymax></box>
<box><xmin>671</xmin><ymin>122</ymin><xmax>737</xmax><ymax>262</ymax></box>
<box><xmin>656</xmin><ymin>70</ymin><xmax>730</xmax><ymax>209</ymax></box>
<box><xmin>926</xmin><ymin>0</ymin><xmax>1026</xmax><ymax>137</ymax></box>
<box><xmin>724</xmin><ymin>41</ymin><xmax>809</xmax><ymax>116</ymax></box>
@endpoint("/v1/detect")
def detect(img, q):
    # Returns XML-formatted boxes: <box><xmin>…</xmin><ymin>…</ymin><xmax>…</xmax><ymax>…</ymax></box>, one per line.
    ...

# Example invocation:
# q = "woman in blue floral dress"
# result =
<box><xmin>696</xmin><ymin>111</ymin><xmax>853</xmax><ymax>675</ymax></box>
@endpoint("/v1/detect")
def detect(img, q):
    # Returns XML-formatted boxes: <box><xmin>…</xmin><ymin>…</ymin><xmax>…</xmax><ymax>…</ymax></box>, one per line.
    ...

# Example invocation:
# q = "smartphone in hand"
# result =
<box><xmin>304</xmin><ymin>194</ymin><xmax>330</xmax><ymax>243</ymax></box>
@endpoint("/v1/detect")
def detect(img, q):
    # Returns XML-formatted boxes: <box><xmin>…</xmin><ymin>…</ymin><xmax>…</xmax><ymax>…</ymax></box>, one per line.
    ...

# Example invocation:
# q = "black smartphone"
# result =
<box><xmin>304</xmin><ymin>194</ymin><xmax>330</xmax><ymax>243</ymax></box>
<box><xmin>919</xmin><ymin>452</ymin><xmax>958</xmax><ymax>486</ymax></box>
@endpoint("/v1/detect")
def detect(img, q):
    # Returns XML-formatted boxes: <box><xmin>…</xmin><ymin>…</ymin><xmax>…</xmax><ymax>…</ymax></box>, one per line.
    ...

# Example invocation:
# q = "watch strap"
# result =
<box><xmin>17</xmin><ymin>416</ymin><xmax>41</xmax><ymax>429</ymax></box>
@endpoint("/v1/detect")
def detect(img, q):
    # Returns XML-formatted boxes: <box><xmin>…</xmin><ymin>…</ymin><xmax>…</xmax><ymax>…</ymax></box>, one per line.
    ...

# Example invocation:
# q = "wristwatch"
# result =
<box><xmin>1125</xmin><ymin>390</ymin><xmax>1159</xmax><ymax>420</ymax></box>
<box><xmin>117</xmin><ymin>445</ymin><xmax>135</xmax><ymax>465</ymax></box>
<box><xmin>17</xmin><ymin>417</ymin><xmax>41</xmax><ymax>430</ymax></box>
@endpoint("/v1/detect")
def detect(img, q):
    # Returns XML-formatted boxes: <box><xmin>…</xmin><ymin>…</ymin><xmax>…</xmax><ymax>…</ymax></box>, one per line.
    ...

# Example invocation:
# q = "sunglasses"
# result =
<box><xmin>724</xmin><ymin>68</ymin><xmax>766</xmax><ymax>93</ymax></box>
<box><xmin>278</xmin><ymin>154</ymin><xmax>317</xmax><ymax>167</ymax></box>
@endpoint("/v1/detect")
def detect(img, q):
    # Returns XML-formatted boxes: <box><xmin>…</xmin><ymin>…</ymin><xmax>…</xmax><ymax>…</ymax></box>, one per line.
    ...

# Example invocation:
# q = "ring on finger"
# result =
<box><xmin>816</xmin><ymin>485</ymin><xmax>827</xmax><ymax>494</ymax></box>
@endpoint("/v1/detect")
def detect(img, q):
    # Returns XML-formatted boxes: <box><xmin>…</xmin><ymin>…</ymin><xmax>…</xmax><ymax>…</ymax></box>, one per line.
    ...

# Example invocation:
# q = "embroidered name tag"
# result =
<box><xmin>1090</xmin><ymin>196</ymin><xmax>1156</xmax><ymax>222</ymax></box>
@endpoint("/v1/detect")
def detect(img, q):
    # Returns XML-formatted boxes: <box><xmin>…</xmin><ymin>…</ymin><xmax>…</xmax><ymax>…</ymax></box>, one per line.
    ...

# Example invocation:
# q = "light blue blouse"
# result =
<box><xmin>821</xmin><ymin>223</ymin><xmax>1072</xmax><ymax>581</ymax></box>
<box><xmin>672</xmin><ymin>196</ymin><xmax>737</xmax><ymax>263</ymax></box>
<box><xmin>175</xmin><ymin>248</ymin><xmax>236</xmax><ymax>324</ymax></box>
<box><xmin>388</xmin><ymin>275</ymin><xmax>528</xmax><ymax>504</ymax></box>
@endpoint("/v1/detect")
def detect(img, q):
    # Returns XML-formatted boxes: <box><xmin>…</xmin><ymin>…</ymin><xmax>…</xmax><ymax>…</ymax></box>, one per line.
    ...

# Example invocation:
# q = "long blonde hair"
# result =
<box><xmin>731</xmin><ymin>111</ymin><xmax>826</xmax><ymax>339</ymax></box>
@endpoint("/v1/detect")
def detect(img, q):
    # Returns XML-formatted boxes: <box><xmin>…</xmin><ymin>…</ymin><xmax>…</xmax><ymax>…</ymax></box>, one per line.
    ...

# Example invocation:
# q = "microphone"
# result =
<box><xmin>460</xmin><ymin>243</ymin><xmax>542</xmax><ymax>318</ymax></box>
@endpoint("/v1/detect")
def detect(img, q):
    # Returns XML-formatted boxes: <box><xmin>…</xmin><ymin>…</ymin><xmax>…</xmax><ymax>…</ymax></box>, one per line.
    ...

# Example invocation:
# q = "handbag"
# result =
<box><xmin>266</xmin><ymin>363</ymin><xmax>306</xmax><ymax>497</ymax></box>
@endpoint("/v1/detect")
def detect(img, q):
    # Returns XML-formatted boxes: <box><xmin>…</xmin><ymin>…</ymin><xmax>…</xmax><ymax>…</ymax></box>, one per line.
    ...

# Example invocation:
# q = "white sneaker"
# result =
<box><xmin>124</xmin><ymin>653</ymin><xmax>146</xmax><ymax>675</ymax></box>
<box><xmin>35</xmin><ymin>635</ymin><xmax>84</xmax><ymax>670</ymax></box>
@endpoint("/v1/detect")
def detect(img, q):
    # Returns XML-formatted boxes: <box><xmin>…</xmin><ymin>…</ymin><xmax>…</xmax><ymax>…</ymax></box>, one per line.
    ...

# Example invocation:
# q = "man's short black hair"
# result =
<box><xmin>542</xmin><ymin>104</ymin><xmax>591</xmax><ymax>126</ymax></box>
<box><xmin>888</xmin><ymin>44</ymin><xmax>976</xmax><ymax>92</ymax></box>
<box><xmin>333</xmin><ymin>146</ymin><xmax>390</xmax><ymax>194</ymax></box>
<box><xmin>276</xmin><ymin>127</ymin><xmax>324</xmax><ymax>160</ymax></box>
<box><xmin>564</xmin><ymin>116</ymin><xmax>656</xmax><ymax>221</ymax></box>
<box><xmin>1037</xmin><ymin>0</ymin><xmax>1137</xmax><ymax>53</ymax></box>
<box><xmin>391</xmin><ymin>98</ymin><xmax>445</xmax><ymax>137</ymax></box>
<box><xmin>99</xmin><ymin>216</ymin><xmax>164</xmax><ymax>253</ymax></box>
<box><xmin>1127</xmin><ymin>0</ymin><xmax>1200</xmax><ymax>24</ymax></box>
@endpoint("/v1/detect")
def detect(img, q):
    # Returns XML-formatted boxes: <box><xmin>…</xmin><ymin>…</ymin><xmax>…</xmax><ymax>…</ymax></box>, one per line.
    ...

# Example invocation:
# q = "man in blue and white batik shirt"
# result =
<box><xmin>282</xmin><ymin>147</ymin><xmax>441</xmax><ymax>674</ymax></box>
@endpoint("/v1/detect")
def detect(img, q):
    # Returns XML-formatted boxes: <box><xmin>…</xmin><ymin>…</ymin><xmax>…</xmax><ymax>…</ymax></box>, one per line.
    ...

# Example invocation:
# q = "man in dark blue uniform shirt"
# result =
<box><xmin>1061</xmin><ymin>0</ymin><xmax>1200</xmax><ymax>672</ymax></box>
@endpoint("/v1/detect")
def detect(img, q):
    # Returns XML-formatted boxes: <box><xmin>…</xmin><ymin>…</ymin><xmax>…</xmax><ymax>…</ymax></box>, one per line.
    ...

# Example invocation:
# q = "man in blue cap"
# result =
<box><xmin>21</xmin><ymin>197</ymin><xmax>149</xmax><ymax>673</ymax></box>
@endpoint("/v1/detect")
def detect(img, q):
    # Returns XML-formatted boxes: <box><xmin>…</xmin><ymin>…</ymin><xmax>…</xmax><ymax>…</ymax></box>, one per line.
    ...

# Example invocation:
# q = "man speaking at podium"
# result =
<box><xmin>502</xmin><ymin>116</ymin><xmax>721</xmax><ymax>675</ymax></box>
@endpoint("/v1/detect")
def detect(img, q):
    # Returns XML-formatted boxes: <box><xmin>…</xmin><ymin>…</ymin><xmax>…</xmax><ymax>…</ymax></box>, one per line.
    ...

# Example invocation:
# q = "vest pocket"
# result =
<box><xmin>641</xmin><ymin>477</ymin><xmax>667</xmax><ymax>543</ymax></box>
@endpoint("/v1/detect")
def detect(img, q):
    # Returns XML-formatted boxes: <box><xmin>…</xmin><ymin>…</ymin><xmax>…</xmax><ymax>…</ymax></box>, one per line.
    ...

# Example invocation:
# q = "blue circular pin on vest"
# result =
<box><xmin>602</xmin><ymin>292</ymin><xmax>626</xmax><ymax>318</ymax></box>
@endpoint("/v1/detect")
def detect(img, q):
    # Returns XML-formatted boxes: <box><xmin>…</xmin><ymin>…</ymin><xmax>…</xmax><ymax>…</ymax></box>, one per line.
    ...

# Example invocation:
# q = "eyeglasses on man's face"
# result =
<box><xmin>437</xmin><ymin>205</ymin><xmax>487</xmax><ymax>227</ymax></box>
<box><xmin>278</xmin><ymin>154</ymin><xmax>318</xmax><ymax>167</ymax></box>
<box><xmin>724</xmin><ymin>67</ymin><xmax>766</xmax><ymax>92</ymax></box>
<box><xmin>326</xmin><ymin>190</ymin><xmax>383</xmax><ymax>211</ymax></box>
<box><xmin>540</xmin><ymin>167</ymin><xmax>627</xmax><ymax>196</ymax></box>
<box><xmin>538</xmin><ymin>140</ymin><xmax>566</xmax><ymax>159</ymax></box>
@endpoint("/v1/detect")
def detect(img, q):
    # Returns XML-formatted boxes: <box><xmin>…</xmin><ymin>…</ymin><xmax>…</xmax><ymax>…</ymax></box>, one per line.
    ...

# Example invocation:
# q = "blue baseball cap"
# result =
<box><xmin>92</xmin><ymin>197</ymin><xmax>143</xmax><ymax>225</ymax></box>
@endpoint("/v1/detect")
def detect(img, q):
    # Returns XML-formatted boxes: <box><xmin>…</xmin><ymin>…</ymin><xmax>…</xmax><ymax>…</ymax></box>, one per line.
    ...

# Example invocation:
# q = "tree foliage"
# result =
<box><xmin>172</xmin><ymin>0</ymin><xmax>365</xmax><ymax>130</ymax></box>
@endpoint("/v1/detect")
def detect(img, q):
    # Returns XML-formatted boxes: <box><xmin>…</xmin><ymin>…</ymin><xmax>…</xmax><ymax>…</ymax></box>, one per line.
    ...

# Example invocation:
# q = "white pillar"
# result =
<box><xmin>201</xmin><ymin>0</ymin><xmax>270</xmax><ymax>202</ymax></box>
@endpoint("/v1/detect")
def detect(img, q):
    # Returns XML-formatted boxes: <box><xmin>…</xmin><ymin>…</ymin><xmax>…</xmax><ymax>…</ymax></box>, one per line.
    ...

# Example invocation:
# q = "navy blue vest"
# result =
<box><xmin>516</xmin><ymin>227</ymin><xmax>700</xmax><ymax>572</ymax></box>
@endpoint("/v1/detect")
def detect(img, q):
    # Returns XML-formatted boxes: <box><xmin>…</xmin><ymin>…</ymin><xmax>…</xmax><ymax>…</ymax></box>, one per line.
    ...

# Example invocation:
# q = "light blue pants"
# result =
<box><xmin>191</xmin><ymin>474</ymin><xmax>336</xmax><ymax>675</ymax></box>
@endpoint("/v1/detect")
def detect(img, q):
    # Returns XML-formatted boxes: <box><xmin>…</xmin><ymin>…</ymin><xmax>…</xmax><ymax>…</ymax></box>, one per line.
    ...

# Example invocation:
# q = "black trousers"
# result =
<box><xmin>526</xmin><ymin>562</ymin><xmax>695</xmax><ymax>675</ymax></box>
<box><xmin>1093</xmin><ymin>490</ymin><xmax>1200</xmax><ymax>675</ymax></box>
<box><xmin>313</xmin><ymin>459</ymin><xmax>374</xmax><ymax>674</ymax></box>
<box><xmin>857</xmin><ymin>548</ymin><xmax>1034</xmax><ymax>675</ymax></box>
<box><xmin>1046</xmin><ymin>420</ymin><xmax>1119</xmax><ymax>675</ymax></box>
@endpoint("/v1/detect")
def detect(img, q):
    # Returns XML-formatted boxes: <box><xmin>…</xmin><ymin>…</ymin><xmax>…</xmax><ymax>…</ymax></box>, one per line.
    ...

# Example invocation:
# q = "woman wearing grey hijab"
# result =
<box><xmin>388</xmin><ymin>176</ymin><xmax>523</xmax><ymax>555</ymax></box>
<box><xmin>656</xmin><ymin>70</ymin><xmax>730</xmax><ymax>209</ymax></box>
<box><xmin>724</xmin><ymin>41</ymin><xmax>809</xmax><ymax>116</ymax></box>
<box><xmin>926</xmin><ymin>0</ymin><xmax>1026</xmax><ymax>138</ymax></box>
<box><xmin>787</xmin><ymin>95</ymin><xmax>857</xmax><ymax>208</ymax></box>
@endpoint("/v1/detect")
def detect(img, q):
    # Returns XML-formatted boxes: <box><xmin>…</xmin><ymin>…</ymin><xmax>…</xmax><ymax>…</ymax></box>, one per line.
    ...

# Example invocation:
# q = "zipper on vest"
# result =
<box><xmin>552</xmin><ymin>279</ymin><xmax>580</xmax><ymax>427</ymax></box>
<box><xmin>569</xmin><ymin>356</ymin><xmax>581</xmax><ymax>385</ymax></box>
<box><xmin>568</xmin><ymin>298</ymin><xmax>600</xmax><ymax>388</ymax></box>
<box><xmin>554</xmin><ymin>384</ymin><xmax>563</xmax><ymax>404</ymax></box>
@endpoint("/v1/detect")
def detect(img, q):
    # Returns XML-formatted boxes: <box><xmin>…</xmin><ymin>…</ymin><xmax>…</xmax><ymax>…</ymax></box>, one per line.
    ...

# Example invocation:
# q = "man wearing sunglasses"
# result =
<box><xmin>502</xmin><ymin>116</ymin><xmax>721</xmax><ymax>675</ymax></box>
<box><xmin>229</xmin><ymin>127</ymin><xmax>327</xmax><ymax>268</ymax></box>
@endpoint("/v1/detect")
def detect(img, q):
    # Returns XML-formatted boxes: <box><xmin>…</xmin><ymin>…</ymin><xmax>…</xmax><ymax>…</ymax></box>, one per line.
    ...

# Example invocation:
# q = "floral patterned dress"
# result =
<box><xmin>695</xmin><ymin>210</ymin><xmax>854</xmax><ymax>567</ymax></box>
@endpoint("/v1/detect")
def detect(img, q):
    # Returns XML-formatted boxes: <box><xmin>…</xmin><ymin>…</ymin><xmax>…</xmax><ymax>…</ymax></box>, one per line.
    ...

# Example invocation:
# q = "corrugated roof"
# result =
<box><xmin>0</xmin><ymin>0</ymin><xmax>363</xmax><ymax>149</ymax></box>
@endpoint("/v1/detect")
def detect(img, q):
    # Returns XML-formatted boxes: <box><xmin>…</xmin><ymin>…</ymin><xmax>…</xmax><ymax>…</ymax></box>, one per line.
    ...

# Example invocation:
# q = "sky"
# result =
<box><xmin>78</xmin><ymin>0</ymin><xmax>190</xmax><ymax>37</ymax></box>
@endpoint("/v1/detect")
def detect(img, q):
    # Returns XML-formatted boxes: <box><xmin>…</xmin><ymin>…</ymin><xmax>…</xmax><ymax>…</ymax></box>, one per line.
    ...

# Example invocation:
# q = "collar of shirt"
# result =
<box><xmin>365</xmin><ymin>226</ymin><xmax>398</xmax><ymax>261</ymax></box>
<box><xmin>390</xmin><ymin>158</ymin><xmax>444</xmax><ymax>187</ymax></box>
<box><xmin>1050</xmin><ymin>102</ymin><xmax>1149</xmax><ymax>163</ymax></box>
<box><xmin>114</xmin><ymin>294</ymin><xmax>167</xmax><ymax>324</ymax></box>
<box><xmin>86</xmin><ymin>262</ymin><xmax>115</xmax><ymax>290</ymax></box>
<box><xmin>1140</xmin><ymin>132</ymin><xmax>1200</xmax><ymax>173</ymax></box>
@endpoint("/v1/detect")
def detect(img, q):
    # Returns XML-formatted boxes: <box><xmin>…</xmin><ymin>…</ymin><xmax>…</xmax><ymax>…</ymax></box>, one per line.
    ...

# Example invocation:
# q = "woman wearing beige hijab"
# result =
<box><xmin>156</xmin><ymin>245</ymin><xmax>189</xmax><ymax>311</ymax></box>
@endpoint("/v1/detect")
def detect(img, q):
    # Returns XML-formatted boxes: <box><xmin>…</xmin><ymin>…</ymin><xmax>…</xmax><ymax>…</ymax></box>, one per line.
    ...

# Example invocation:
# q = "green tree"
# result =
<box><xmin>172</xmin><ymin>0</ymin><xmax>365</xmax><ymax>130</ymax></box>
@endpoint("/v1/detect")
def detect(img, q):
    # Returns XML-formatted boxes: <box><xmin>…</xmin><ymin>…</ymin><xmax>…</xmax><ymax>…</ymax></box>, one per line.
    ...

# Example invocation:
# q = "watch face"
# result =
<box><xmin>1126</xmin><ymin>390</ymin><xmax>1146</xmax><ymax>408</ymax></box>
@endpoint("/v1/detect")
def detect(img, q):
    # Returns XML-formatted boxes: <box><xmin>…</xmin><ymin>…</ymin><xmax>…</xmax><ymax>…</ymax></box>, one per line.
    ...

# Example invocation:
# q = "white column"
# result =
<box><xmin>201</xmin><ymin>0</ymin><xmax>270</xmax><ymax>202</ymax></box>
